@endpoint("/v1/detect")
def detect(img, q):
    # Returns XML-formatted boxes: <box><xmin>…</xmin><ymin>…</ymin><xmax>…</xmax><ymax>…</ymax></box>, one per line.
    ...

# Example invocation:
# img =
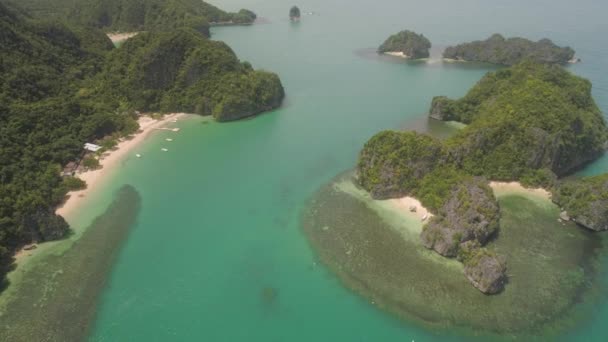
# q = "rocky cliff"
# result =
<box><xmin>553</xmin><ymin>174</ymin><xmax>608</xmax><ymax>231</ymax></box>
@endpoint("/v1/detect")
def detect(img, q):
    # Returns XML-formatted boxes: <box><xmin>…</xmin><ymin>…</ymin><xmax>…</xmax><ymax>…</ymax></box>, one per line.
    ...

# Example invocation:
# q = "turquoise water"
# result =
<box><xmin>84</xmin><ymin>0</ymin><xmax>608</xmax><ymax>340</ymax></box>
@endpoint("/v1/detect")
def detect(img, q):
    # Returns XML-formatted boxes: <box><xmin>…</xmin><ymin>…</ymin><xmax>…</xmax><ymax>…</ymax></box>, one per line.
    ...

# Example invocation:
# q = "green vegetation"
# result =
<box><xmin>11</xmin><ymin>0</ymin><xmax>257</xmax><ymax>35</ymax></box>
<box><xmin>93</xmin><ymin>29</ymin><xmax>284</xmax><ymax>121</ymax></box>
<box><xmin>377</xmin><ymin>30</ymin><xmax>431</xmax><ymax>59</ymax></box>
<box><xmin>443</xmin><ymin>33</ymin><xmax>576</xmax><ymax>65</ymax></box>
<box><xmin>357</xmin><ymin>131</ymin><xmax>446</xmax><ymax>199</ymax></box>
<box><xmin>0</xmin><ymin>1</ymin><xmax>283</xmax><ymax>286</ymax></box>
<box><xmin>433</xmin><ymin>62</ymin><xmax>607</xmax><ymax>178</ymax></box>
<box><xmin>553</xmin><ymin>174</ymin><xmax>608</xmax><ymax>231</ymax></box>
<box><xmin>357</xmin><ymin>130</ymin><xmax>504</xmax><ymax>293</ymax></box>
<box><xmin>289</xmin><ymin>6</ymin><xmax>300</xmax><ymax>20</ymax></box>
<box><xmin>357</xmin><ymin>62</ymin><xmax>608</xmax><ymax>292</ymax></box>
<box><xmin>0</xmin><ymin>2</ymin><xmax>138</xmax><ymax>287</ymax></box>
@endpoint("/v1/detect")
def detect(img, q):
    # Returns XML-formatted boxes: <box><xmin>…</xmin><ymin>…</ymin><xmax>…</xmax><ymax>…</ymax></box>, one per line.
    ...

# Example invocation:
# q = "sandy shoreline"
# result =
<box><xmin>384</xmin><ymin>51</ymin><xmax>409</xmax><ymax>58</ymax></box>
<box><xmin>489</xmin><ymin>181</ymin><xmax>551</xmax><ymax>199</ymax></box>
<box><xmin>55</xmin><ymin>113</ymin><xmax>187</xmax><ymax>219</ymax></box>
<box><xmin>107</xmin><ymin>32</ymin><xmax>139</xmax><ymax>43</ymax></box>
<box><xmin>388</xmin><ymin>196</ymin><xmax>433</xmax><ymax>221</ymax></box>
<box><xmin>386</xmin><ymin>181</ymin><xmax>550</xmax><ymax>223</ymax></box>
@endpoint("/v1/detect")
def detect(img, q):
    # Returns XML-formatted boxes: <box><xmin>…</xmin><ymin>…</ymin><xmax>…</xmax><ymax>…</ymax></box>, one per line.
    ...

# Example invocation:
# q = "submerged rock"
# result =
<box><xmin>261</xmin><ymin>287</ymin><xmax>279</xmax><ymax>304</ymax></box>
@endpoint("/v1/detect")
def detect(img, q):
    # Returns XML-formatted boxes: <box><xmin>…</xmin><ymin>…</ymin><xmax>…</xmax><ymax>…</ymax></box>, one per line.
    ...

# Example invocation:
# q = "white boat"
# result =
<box><xmin>161</xmin><ymin>148</ymin><xmax>168</xmax><ymax>152</ymax></box>
<box><xmin>136</xmin><ymin>154</ymin><xmax>142</xmax><ymax>158</ymax></box>
<box><xmin>422</xmin><ymin>214</ymin><xmax>428</xmax><ymax>221</ymax></box>
<box><xmin>165</xmin><ymin>138</ymin><xmax>173</xmax><ymax>142</ymax></box>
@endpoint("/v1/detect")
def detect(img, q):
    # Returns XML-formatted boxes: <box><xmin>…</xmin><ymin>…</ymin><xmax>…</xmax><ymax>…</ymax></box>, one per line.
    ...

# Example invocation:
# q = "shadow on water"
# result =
<box><xmin>300</xmin><ymin>172</ymin><xmax>606</xmax><ymax>339</ymax></box>
<box><xmin>0</xmin><ymin>185</ymin><xmax>142</xmax><ymax>342</ymax></box>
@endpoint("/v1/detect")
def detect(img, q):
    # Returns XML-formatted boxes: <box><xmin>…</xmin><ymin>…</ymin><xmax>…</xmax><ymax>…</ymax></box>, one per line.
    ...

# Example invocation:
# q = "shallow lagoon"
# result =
<box><xmin>302</xmin><ymin>174</ymin><xmax>604</xmax><ymax>338</ymax></box>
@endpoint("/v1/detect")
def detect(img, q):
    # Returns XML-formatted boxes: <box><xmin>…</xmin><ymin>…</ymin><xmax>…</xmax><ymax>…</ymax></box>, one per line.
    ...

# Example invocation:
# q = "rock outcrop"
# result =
<box><xmin>378</xmin><ymin>30</ymin><xmax>431</xmax><ymax>59</ymax></box>
<box><xmin>553</xmin><ymin>174</ymin><xmax>608</xmax><ymax>231</ymax></box>
<box><xmin>421</xmin><ymin>178</ymin><xmax>500</xmax><ymax>257</ymax></box>
<box><xmin>460</xmin><ymin>242</ymin><xmax>507</xmax><ymax>294</ymax></box>
<box><xmin>429</xmin><ymin>96</ymin><xmax>456</xmax><ymax>121</ymax></box>
<box><xmin>443</xmin><ymin>34</ymin><xmax>575</xmax><ymax>66</ymax></box>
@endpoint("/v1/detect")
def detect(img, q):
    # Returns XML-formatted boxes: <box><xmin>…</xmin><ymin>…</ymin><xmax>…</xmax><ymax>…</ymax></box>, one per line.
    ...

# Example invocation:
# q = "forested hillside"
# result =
<box><xmin>10</xmin><ymin>0</ymin><xmax>256</xmax><ymax>36</ymax></box>
<box><xmin>0</xmin><ymin>0</ymin><xmax>282</xmax><ymax>286</ymax></box>
<box><xmin>0</xmin><ymin>1</ymin><xmax>138</xmax><ymax>282</ymax></box>
<box><xmin>93</xmin><ymin>29</ymin><xmax>284</xmax><ymax>121</ymax></box>
<box><xmin>443</xmin><ymin>34</ymin><xmax>576</xmax><ymax>65</ymax></box>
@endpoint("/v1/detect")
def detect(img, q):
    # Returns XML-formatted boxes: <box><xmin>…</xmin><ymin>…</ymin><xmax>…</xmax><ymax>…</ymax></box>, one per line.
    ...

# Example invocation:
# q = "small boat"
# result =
<box><xmin>165</xmin><ymin>138</ymin><xmax>173</xmax><ymax>142</ymax></box>
<box><xmin>136</xmin><ymin>154</ymin><xmax>142</xmax><ymax>158</ymax></box>
<box><xmin>161</xmin><ymin>148</ymin><xmax>168</xmax><ymax>152</ymax></box>
<box><xmin>24</xmin><ymin>244</ymin><xmax>37</xmax><ymax>251</ymax></box>
<box><xmin>422</xmin><ymin>214</ymin><xmax>428</xmax><ymax>221</ymax></box>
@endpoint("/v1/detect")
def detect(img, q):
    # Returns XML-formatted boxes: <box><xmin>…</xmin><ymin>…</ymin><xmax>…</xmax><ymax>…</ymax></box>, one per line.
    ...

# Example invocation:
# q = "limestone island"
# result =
<box><xmin>301</xmin><ymin>61</ymin><xmax>608</xmax><ymax>334</ymax></box>
<box><xmin>377</xmin><ymin>30</ymin><xmax>431</xmax><ymax>59</ymax></box>
<box><xmin>392</xmin><ymin>62</ymin><xmax>607</xmax><ymax>293</ymax></box>
<box><xmin>443</xmin><ymin>33</ymin><xmax>578</xmax><ymax>65</ymax></box>
<box><xmin>290</xmin><ymin>6</ymin><xmax>301</xmax><ymax>21</ymax></box>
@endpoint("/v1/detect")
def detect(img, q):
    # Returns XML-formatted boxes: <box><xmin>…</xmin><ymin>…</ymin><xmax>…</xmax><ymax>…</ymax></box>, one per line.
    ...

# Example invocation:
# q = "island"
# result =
<box><xmin>442</xmin><ymin>34</ymin><xmax>577</xmax><ymax>65</ymax></box>
<box><xmin>0</xmin><ymin>0</ymin><xmax>283</xmax><ymax>286</ymax></box>
<box><xmin>377</xmin><ymin>30</ymin><xmax>431</xmax><ymax>59</ymax></box>
<box><xmin>290</xmin><ymin>6</ymin><xmax>301</xmax><ymax>21</ymax></box>
<box><xmin>356</xmin><ymin>61</ymin><xmax>608</xmax><ymax>294</ymax></box>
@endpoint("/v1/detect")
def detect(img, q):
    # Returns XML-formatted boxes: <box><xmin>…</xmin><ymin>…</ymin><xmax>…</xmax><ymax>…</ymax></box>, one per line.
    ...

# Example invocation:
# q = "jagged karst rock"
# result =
<box><xmin>459</xmin><ymin>242</ymin><xmax>507</xmax><ymax>294</ymax></box>
<box><xmin>429</xmin><ymin>96</ymin><xmax>456</xmax><ymax>121</ymax></box>
<box><xmin>553</xmin><ymin>174</ymin><xmax>608</xmax><ymax>231</ymax></box>
<box><xmin>420</xmin><ymin>178</ymin><xmax>500</xmax><ymax>257</ymax></box>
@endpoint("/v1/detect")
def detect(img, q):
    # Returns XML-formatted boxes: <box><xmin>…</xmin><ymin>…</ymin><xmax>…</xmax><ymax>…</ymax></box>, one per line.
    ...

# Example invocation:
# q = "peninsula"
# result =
<box><xmin>378</xmin><ymin>30</ymin><xmax>431</xmax><ymax>59</ymax></box>
<box><xmin>443</xmin><ymin>34</ymin><xmax>576</xmax><ymax>65</ymax></box>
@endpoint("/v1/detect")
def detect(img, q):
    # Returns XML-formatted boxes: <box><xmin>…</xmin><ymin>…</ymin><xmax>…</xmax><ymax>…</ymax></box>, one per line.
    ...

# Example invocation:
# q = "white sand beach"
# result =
<box><xmin>55</xmin><ymin>113</ymin><xmax>187</xmax><ymax>219</ymax></box>
<box><xmin>384</xmin><ymin>51</ymin><xmax>409</xmax><ymax>58</ymax></box>
<box><xmin>489</xmin><ymin>181</ymin><xmax>552</xmax><ymax>199</ymax></box>
<box><xmin>107</xmin><ymin>32</ymin><xmax>139</xmax><ymax>43</ymax></box>
<box><xmin>389</xmin><ymin>196</ymin><xmax>433</xmax><ymax>221</ymax></box>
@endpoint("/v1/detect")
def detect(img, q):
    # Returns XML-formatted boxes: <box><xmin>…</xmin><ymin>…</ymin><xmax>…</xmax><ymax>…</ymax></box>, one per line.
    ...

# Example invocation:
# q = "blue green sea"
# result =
<box><xmin>2</xmin><ymin>0</ymin><xmax>608</xmax><ymax>340</ymax></box>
